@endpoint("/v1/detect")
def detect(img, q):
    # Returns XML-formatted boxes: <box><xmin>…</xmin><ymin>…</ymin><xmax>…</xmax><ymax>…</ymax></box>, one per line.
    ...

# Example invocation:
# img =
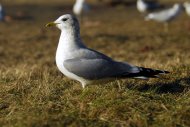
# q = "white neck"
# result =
<box><xmin>56</xmin><ymin>28</ymin><xmax>85</xmax><ymax>61</ymax></box>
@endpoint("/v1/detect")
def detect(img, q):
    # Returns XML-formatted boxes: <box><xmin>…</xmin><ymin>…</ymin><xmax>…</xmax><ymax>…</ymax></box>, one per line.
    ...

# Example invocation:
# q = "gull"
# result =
<box><xmin>0</xmin><ymin>4</ymin><xmax>5</xmax><ymax>21</ymax></box>
<box><xmin>46</xmin><ymin>14</ymin><xmax>169</xmax><ymax>88</ymax></box>
<box><xmin>183</xmin><ymin>2</ymin><xmax>190</xmax><ymax>16</ymax></box>
<box><xmin>73</xmin><ymin>0</ymin><xmax>89</xmax><ymax>23</ymax></box>
<box><xmin>137</xmin><ymin>0</ymin><xmax>161</xmax><ymax>13</ymax></box>
<box><xmin>145</xmin><ymin>3</ymin><xmax>182</xmax><ymax>32</ymax></box>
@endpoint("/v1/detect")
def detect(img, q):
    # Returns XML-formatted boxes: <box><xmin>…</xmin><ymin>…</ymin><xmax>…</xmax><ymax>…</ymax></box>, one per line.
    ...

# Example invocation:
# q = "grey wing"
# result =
<box><xmin>63</xmin><ymin>58</ymin><xmax>138</xmax><ymax>80</ymax></box>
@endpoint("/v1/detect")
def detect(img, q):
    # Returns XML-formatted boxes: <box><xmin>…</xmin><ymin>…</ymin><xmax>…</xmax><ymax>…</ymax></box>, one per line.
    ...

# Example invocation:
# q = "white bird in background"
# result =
<box><xmin>145</xmin><ymin>3</ymin><xmax>182</xmax><ymax>32</ymax></box>
<box><xmin>46</xmin><ymin>14</ymin><xmax>169</xmax><ymax>88</ymax></box>
<box><xmin>137</xmin><ymin>0</ymin><xmax>161</xmax><ymax>13</ymax></box>
<box><xmin>0</xmin><ymin>4</ymin><xmax>5</xmax><ymax>21</ymax></box>
<box><xmin>183</xmin><ymin>2</ymin><xmax>190</xmax><ymax>16</ymax></box>
<box><xmin>73</xmin><ymin>0</ymin><xmax>90</xmax><ymax>23</ymax></box>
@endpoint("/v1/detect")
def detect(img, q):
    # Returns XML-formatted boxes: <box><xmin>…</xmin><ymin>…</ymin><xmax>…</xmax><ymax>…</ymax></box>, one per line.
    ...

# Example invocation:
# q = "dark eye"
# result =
<box><xmin>62</xmin><ymin>18</ymin><xmax>68</xmax><ymax>21</ymax></box>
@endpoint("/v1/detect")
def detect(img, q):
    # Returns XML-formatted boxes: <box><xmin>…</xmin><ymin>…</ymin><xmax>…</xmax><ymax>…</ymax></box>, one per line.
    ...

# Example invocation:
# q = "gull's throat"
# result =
<box><xmin>59</xmin><ymin>29</ymin><xmax>83</xmax><ymax>48</ymax></box>
<box><xmin>56</xmin><ymin>28</ymin><xmax>85</xmax><ymax>62</ymax></box>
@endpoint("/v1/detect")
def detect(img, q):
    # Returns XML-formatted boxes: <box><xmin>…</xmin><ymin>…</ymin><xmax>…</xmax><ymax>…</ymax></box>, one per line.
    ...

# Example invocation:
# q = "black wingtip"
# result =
<box><xmin>154</xmin><ymin>69</ymin><xmax>170</xmax><ymax>74</ymax></box>
<box><xmin>164</xmin><ymin>71</ymin><xmax>170</xmax><ymax>74</ymax></box>
<box><xmin>160</xmin><ymin>70</ymin><xmax>170</xmax><ymax>74</ymax></box>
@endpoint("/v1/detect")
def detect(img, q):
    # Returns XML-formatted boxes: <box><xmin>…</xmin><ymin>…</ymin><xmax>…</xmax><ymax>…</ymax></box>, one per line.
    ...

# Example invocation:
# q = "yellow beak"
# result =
<box><xmin>46</xmin><ymin>22</ymin><xmax>58</xmax><ymax>27</ymax></box>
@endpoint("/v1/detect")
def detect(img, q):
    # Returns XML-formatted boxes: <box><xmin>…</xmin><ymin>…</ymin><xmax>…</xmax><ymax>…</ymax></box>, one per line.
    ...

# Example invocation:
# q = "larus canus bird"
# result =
<box><xmin>73</xmin><ymin>0</ymin><xmax>89</xmax><ymax>22</ymax></box>
<box><xmin>46</xmin><ymin>14</ymin><xmax>169</xmax><ymax>88</ymax></box>
<box><xmin>137</xmin><ymin>0</ymin><xmax>161</xmax><ymax>13</ymax></box>
<box><xmin>145</xmin><ymin>3</ymin><xmax>182</xmax><ymax>31</ymax></box>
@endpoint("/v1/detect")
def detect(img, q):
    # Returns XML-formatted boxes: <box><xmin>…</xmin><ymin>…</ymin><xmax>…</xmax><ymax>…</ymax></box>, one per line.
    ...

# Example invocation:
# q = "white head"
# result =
<box><xmin>46</xmin><ymin>14</ymin><xmax>80</xmax><ymax>33</ymax></box>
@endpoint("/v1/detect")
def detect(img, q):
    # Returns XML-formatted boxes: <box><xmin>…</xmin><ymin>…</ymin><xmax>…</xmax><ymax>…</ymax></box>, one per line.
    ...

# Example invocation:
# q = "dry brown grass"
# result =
<box><xmin>0</xmin><ymin>1</ymin><xmax>190</xmax><ymax>127</ymax></box>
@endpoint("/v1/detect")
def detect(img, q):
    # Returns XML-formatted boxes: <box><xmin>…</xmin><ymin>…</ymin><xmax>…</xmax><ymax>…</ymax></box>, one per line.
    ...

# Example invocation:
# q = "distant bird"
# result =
<box><xmin>145</xmin><ymin>3</ymin><xmax>182</xmax><ymax>32</ymax></box>
<box><xmin>73</xmin><ymin>0</ymin><xmax>90</xmax><ymax>23</ymax></box>
<box><xmin>46</xmin><ymin>14</ymin><xmax>169</xmax><ymax>88</ymax></box>
<box><xmin>0</xmin><ymin>4</ymin><xmax>5</xmax><ymax>21</ymax></box>
<box><xmin>183</xmin><ymin>2</ymin><xmax>190</xmax><ymax>16</ymax></box>
<box><xmin>137</xmin><ymin>0</ymin><xmax>161</xmax><ymax>13</ymax></box>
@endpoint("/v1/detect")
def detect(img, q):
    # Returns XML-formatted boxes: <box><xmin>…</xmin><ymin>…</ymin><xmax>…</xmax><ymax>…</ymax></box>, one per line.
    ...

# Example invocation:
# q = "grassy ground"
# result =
<box><xmin>0</xmin><ymin>1</ymin><xmax>190</xmax><ymax>127</ymax></box>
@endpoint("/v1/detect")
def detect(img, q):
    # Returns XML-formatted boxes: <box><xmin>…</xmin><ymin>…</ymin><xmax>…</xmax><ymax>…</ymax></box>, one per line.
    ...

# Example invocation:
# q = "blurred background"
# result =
<box><xmin>1</xmin><ymin>0</ymin><xmax>190</xmax><ymax>67</ymax></box>
<box><xmin>0</xmin><ymin>0</ymin><xmax>190</xmax><ymax>126</ymax></box>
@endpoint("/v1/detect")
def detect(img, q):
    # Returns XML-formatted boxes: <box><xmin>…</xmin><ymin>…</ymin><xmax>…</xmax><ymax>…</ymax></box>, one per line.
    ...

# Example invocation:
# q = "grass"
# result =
<box><xmin>0</xmin><ymin>0</ymin><xmax>190</xmax><ymax>127</ymax></box>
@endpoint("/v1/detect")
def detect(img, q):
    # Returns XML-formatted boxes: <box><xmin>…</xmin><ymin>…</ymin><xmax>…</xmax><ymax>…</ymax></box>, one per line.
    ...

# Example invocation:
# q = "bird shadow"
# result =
<box><xmin>126</xmin><ymin>77</ymin><xmax>190</xmax><ymax>94</ymax></box>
